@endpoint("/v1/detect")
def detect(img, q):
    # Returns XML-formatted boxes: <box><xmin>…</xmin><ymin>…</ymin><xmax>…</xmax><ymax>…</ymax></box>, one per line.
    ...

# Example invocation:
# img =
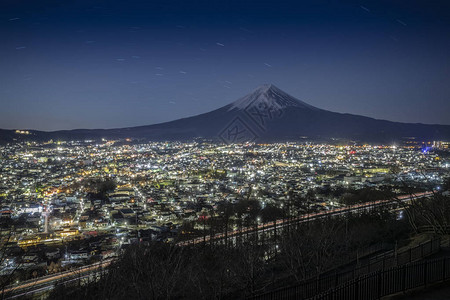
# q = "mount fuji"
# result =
<box><xmin>2</xmin><ymin>84</ymin><xmax>450</xmax><ymax>144</ymax></box>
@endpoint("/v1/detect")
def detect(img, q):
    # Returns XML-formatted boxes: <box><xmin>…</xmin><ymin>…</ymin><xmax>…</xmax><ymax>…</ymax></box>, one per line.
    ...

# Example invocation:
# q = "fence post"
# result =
<box><xmin>316</xmin><ymin>275</ymin><xmax>319</xmax><ymax>296</ymax></box>
<box><xmin>334</xmin><ymin>271</ymin><xmax>338</xmax><ymax>288</ymax></box>
<box><xmin>377</xmin><ymin>270</ymin><xmax>382</xmax><ymax>300</ymax></box>
<box><xmin>409</xmin><ymin>247</ymin><xmax>412</xmax><ymax>263</ymax></box>
<box><xmin>443</xmin><ymin>258</ymin><xmax>447</xmax><ymax>282</ymax></box>
<box><xmin>402</xmin><ymin>265</ymin><xmax>407</xmax><ymax>292</ymax></box>
<box><xmin>354</xmin><ymin>277</ymin><xmax>359</xmax><ymax>300</ymax></box>
<box><xmin>424</xmin><ymin>260</ymin><xmax>428</xmax><ymax>288</ymax></box>
<box><xmin>394</xmin><ymin>240</ymin><xmax>398</xmax><ymax>258</ymax></box>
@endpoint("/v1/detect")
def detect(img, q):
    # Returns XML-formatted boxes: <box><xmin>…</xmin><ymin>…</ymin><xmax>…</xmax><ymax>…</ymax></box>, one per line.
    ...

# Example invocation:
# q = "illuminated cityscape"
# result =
<box><xmin>1</xmin><ymin>140</ymin><xmax>448</xmax><ymax>272</ymax></box>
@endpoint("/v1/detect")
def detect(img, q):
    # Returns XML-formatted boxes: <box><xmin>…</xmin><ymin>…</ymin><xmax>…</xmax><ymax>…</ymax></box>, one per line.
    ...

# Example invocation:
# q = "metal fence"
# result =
<box><xmin>248</xmin><ymin>238</ymin><xmax>442</xmax><ymax>300</ymax></box>
<box><xmin>356</xmin><ymin>238</ymin><xmax>441</xmax><ymax>275</ymax></box>
<box><xmin>311</xmin><ymin>257</ymin><xmax>450</xmax><ymax>300</ymax></box>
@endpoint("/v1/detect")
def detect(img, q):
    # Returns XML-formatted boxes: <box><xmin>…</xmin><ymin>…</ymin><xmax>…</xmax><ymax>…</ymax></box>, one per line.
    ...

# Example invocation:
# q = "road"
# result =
<box><xmin>1</xmin><ymin>191</ymin><xmax>432</xmax><ymax>298</ymax></box>
<box><xmin>1</xmin><ymin>258</ymin><xmax>113</xmax><ymax>299</ymax></box>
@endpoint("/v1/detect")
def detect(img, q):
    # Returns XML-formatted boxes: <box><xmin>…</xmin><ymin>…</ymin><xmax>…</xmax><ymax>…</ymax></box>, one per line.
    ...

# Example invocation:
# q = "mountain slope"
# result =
<box><xmin>1</xmin><ymin>84</ymin><xmax>450</xmax><ymax>143</ymax></box>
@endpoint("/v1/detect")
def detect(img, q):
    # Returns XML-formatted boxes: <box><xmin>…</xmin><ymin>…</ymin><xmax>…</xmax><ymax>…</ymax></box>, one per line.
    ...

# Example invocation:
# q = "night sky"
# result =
<box><xmin>1</xmin><ymin>0</ymin><xmax>450</xmax><ymax>131</ymax></box>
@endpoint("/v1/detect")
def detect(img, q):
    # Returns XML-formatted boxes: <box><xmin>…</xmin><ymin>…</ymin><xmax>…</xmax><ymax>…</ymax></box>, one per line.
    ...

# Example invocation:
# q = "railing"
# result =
<box><xmin>357</xmin><ymin>238</ymin><xmax>441</xmax><ymax>274</ymax></box>
<box><xmin>248</xmin><ymin>238</ymin><xmax>441</xmax><ymax>300</ymax></box>
<box><xmin>311</xmin><ymin>257</ymin><xmax>450</xmax><ymax>300</ymax></box>
<box><xmin>418</xmin><ymin>225</ymin><xmax>450</xmax><ymax>234</ymax></box>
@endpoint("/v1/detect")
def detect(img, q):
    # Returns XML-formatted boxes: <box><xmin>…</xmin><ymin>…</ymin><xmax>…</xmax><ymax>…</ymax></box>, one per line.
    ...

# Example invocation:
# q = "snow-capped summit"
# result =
<box><xmin>228</xmin><ymin>84</ymin><xmax>318</xmax><ymax>111</ymax></box>
<box><xmin>2</xmin><ymin>84</ymin><xmax>450</xmax><ymax>144</ymax></box>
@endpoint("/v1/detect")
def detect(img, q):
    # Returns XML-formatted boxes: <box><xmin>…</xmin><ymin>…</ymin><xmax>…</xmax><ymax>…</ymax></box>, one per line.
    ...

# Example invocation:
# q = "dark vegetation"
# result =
<box><xmin>48</xmin><ymin>206</ymin><xmax>412</xmax><ymax>300</ymax></box>
<box><xmin>76</xmin><ymin>178</ymin><xmax>117</xmax><ymax>201</ymax></box>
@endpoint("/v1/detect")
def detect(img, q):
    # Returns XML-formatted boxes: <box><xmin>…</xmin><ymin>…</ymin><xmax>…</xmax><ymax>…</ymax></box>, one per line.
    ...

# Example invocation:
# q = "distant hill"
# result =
<box><xmin>2</xmin><ymin>84</ymin><xmax>450</xmax><ymax>144</ymax></box>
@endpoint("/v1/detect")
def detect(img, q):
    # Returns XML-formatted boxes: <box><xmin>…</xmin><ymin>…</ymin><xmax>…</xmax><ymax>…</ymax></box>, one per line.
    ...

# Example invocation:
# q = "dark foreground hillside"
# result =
<box><xmin>49</xmin><ymin>209</ymin><xmax>410</xmax><ymax>300</ymax></box>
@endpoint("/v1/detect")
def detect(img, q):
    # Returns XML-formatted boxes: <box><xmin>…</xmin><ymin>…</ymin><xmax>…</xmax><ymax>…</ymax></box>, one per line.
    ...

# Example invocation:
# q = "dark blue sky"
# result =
<box><xmin>1</xmin><ymin>0</ymin><xmax>450</xmax><ymax>130</ymax></box>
